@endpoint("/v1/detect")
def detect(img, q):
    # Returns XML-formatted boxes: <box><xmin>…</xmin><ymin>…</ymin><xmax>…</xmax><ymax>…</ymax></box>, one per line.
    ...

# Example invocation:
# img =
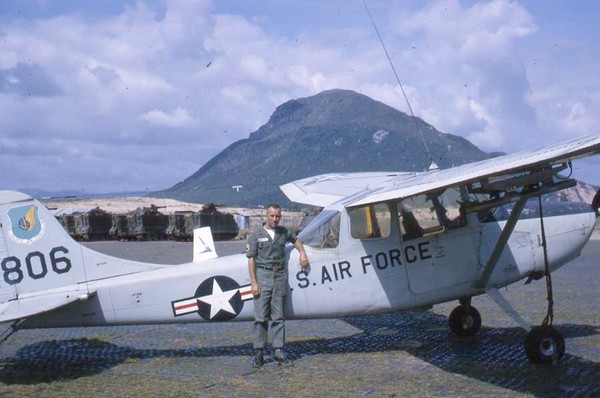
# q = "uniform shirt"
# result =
<box><xmin>246</xmin><ymin>226</ymin><xmax>297</xmax><ymax>268</ymax></box>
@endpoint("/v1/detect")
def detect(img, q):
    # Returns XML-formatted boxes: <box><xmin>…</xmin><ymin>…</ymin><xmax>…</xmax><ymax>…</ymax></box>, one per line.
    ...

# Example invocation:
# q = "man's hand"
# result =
<box><xmin>251</xmin><ymin>280</ymin><xmax>261</xmax><ymax>298</ymax></box>
<box><xmin>248</xmin><ymin>257</ymin><xmax>261</xmax><ymax>297</ymax></box>
<box><xmin>299</xmin><ymin>252</ymin><xmax>309</xmax><ymax>269</ymax></box>
<box><xmin>294</xmin><ymin>238</ymin><xmax>310</xmax><ymax>269</ymax></box>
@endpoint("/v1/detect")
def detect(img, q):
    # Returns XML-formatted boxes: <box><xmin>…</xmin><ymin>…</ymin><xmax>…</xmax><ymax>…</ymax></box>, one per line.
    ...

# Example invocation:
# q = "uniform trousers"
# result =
<box><xmin>253</xmin><ymin>266</ymin><xmax>287</xmax><ymax>349</ymax></box>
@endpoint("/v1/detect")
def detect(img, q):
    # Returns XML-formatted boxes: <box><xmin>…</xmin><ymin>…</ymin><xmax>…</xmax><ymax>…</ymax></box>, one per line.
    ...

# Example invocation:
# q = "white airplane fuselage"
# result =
<box><xmin>22</xmin><ymin>200</ymin><xmax>596</xmax><ymax>328</ymax></box>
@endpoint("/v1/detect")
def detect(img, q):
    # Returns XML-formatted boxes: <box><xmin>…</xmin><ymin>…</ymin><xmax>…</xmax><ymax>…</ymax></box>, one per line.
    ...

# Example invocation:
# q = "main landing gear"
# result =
<box><xmin>448</xmin><ymin>298</ymin><xmax>481</xmax><ymax>337</ymax></box>
<box><xmin>448</xmin><ymin>289</ymin><xmax>565</xmax><ymax>364</ymax></box>
<box><xmin>447</xmin><ymin>195</ymin><xmax>566</xmax><ymax>364</ymax></box>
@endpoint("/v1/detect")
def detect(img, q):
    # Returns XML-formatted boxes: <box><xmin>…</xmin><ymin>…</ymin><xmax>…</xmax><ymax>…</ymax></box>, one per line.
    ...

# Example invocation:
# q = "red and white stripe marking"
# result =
<box><xmin>173</xmin><ymin>297</ymin><xmax>199</xmax><ymax>316</ymax></box>
<box><xmin>239</xmin><ymin>284</ymin><xmax>253</xmax><ymax>301</ymax></box>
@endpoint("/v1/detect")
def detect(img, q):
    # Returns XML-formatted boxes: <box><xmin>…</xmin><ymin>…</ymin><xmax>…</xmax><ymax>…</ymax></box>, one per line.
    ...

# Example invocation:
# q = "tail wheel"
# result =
<box><xmin>449</xmin><ymin>305</ymin><xmax>481</xmax><ymax>337</ymax></box>
<box><xmin>524</xmin><ymin>325</ymin><xmax>565</xmax><ymax>364</ymax></box>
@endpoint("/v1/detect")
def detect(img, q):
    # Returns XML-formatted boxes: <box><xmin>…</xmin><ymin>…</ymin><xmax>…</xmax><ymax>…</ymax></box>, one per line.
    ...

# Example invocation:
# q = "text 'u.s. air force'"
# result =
<box><xmin>295</xmin><ymin>241</ymin><xmax>437</xmax><ymax>289</ymax></box>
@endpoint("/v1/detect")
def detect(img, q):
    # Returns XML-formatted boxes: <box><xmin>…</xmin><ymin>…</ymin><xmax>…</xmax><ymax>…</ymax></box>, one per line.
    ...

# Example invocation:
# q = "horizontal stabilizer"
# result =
<box><xmin>0</xmin><ymin>290</ymin><xmax>93</xmax><ymax>324</ymax></box>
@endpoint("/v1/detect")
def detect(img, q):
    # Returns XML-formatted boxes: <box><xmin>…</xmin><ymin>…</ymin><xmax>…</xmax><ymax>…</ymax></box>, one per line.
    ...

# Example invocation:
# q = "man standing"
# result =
<box><xmin>246</xmin><ymin>204</ymin><xmax>309</xmax><ymax>368</ymax></box>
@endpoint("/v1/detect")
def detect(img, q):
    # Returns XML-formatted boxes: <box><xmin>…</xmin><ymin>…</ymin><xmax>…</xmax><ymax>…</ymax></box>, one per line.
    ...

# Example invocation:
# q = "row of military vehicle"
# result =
<box><xmin>56</xmin><ymin>204</ymin><xmax>239</xmax><ymax>241</ymax></box>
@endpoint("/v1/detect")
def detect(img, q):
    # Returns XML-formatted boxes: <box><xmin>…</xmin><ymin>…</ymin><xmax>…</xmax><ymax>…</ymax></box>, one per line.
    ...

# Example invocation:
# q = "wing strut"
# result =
<box><xmin>475</xmin><ymin>196</ymin><xmax>528</xmax><ymax>289</ymax></box>
<box><xmin>473</xmin><ymin>176</ymin><xmax>576</xmax><ymax>289</ymax></box>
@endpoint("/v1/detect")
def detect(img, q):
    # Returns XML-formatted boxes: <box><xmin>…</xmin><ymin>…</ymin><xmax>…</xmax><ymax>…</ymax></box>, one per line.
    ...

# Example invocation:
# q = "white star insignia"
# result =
<box><xmin>197</xmin><ymin>279</ymin><xmax>237</xmax><ymax>319</ymax></box>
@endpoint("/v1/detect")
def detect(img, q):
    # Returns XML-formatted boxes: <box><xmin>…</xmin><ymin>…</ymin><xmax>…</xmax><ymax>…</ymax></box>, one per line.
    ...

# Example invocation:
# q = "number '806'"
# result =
<box><xmin>1</xmin><ymin>246</ymin><xmax>71</xmax><ymax>285</ymax></box>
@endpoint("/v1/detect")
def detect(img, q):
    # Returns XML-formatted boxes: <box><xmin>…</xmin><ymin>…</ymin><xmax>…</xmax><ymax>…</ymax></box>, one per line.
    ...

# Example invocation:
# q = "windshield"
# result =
<box><xmin>298</xmin><ymin>210</ymin><xmax>341</xmax><ymax>249</ymax></box>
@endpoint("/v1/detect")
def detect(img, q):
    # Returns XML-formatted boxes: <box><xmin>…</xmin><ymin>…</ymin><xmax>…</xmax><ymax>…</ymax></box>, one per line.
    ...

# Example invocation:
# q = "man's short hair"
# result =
<box><xmin>266</xmin><ymin>203</ymin><xmax>281</xmax><ymax>211</ymax></box>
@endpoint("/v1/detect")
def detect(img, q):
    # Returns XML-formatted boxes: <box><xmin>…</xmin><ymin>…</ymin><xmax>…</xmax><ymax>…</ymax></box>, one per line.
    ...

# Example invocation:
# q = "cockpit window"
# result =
<box><xmin>298</xmin><ymin>210</ymin><xmax>341</xmax><ymax>249</ymax></box>
<box><xmin>348</xmin><ymin>203</ymin><xmax>391</xmax><ymax>240</ymax></box>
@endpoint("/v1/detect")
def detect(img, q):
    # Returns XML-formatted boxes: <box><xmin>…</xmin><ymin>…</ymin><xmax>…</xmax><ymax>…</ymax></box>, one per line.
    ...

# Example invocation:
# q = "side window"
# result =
<box><xmin>349</xmin><ymin>203</ymin><xmax>391</xmax><ymax>240</ymax></box>
<box><xmin>437</xmin><ymin>188</ymin><xmax>467</xmax><ymax>230</ymax></box>
<box><xmin>398</xmin><ymin>188</ymin><xmax>466</xmax><ymax>241</ymax></box>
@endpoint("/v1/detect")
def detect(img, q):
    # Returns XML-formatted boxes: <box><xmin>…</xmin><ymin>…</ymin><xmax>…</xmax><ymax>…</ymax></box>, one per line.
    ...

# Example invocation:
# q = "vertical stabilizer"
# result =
<box><xmin>0</xmin><ymin>191</ymin><xmax>88</xmax><ymax>302</ymax></box>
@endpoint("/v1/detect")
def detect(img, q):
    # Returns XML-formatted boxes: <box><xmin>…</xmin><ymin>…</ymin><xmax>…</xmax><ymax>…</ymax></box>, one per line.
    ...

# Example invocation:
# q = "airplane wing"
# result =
<box><xmin>281</xmin><ymin>134</ymin><xmax>600</xmax><ymax>207</ymax></box>
<box><xmin>0</xmin><ymin>290</ymin><xmax>93</xmax><ymax>324</ymax></box>
<box><xmin>280</xmin><ymin>172</ymin><xmax>417</xmax><ymax>207</ymax></box>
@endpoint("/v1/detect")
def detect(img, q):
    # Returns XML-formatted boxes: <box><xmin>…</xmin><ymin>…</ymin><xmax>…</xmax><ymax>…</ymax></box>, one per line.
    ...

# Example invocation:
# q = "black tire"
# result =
<box><xmin>524</xmin><ymin>325</ymin><xmax>565</xmax><ymax>364</ymax></box>
<box><xmin>448</xmin><ymin>305</ymin><xmax>482</xmax><ymax>337</ymax></box>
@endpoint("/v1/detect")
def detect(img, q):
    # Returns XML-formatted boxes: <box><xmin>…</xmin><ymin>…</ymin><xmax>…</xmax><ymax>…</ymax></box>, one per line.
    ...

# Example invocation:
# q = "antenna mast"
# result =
<box><xmin>362</xmin><ymin>0</ymin><xmax>437</xmax><ymax>171</ymax></box>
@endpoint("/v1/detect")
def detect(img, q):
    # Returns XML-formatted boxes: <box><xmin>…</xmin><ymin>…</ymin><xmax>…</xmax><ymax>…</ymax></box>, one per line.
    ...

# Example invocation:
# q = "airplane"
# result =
<box><xmin>1</xmin><ymin>134</ymin><xmax>600</xmax><ymax>365</ymax></box>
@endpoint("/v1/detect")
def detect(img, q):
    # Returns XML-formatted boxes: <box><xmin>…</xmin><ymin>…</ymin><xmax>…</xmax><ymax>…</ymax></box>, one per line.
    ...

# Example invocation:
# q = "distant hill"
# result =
<box><xmin>159</xmin><ymin>89</ymin><xmax>500</xmax><ymax>207</ymax></box>
<box><xmin>557</xmin><ymin>180</ymin><xmax>598</xmax><ymax>204</ymax></box>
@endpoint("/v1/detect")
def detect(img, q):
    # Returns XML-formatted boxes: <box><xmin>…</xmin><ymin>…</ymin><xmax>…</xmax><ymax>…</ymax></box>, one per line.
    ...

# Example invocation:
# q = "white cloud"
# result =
<box><xmin>0</xmin><ymin>0</ymin><xmax>599</xmax><ymax>193</ymax></box>
<box><xmin>379</xmin><ymin>0</ymin><xmax>540</xmax><ymax>151</ymax></box>
<box><xmin>139</xmin><ymin>107</ymin><xmax>195</xmax><ymax>128</ymax></box>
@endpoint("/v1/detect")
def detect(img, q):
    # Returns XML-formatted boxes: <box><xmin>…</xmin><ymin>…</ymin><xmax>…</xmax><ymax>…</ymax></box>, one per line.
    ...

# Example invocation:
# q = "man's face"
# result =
<box><xmin>265</xmin><ymin>207</ymin><xmax>281</xmax><ymax>229</ymax></box>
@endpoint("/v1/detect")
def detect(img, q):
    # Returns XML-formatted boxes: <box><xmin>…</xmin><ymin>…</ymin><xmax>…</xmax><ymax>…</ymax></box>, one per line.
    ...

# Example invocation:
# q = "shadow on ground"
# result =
<box><xmin>1</xmin><ymin>311</ymin><xmax>599</xmax><ymax>396</ymax></box>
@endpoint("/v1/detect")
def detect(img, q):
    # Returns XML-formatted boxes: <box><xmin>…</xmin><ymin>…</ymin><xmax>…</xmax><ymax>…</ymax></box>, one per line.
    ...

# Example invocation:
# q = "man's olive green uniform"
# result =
<box><xmin>246</xmin><ymin>226</ymin><xmax>297</xmax><ymax>350</ymax></box>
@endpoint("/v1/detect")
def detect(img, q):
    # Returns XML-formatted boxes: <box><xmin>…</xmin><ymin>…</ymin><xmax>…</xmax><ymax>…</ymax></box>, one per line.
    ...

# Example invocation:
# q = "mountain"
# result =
<box><xmin>160</xmin><ymin>89</ymin><xmax>500</xmax><ymax>207</ymax></box>
<box><xmin>557</xmin><ymin>180</ymin><xmax>598</xmax><ymax>204</ymax></box>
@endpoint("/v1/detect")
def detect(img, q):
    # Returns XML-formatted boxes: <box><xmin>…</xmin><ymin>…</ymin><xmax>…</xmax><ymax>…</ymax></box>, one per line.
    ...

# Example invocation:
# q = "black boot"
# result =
<box><xmin>274</xmin><ymin>348</ymin><xmax>293</xmax><ymax>366</ymax></box>
<box><xmin>251</xmin><ymin>349</ymin><xmax>264</xmax><ymax>368</ymax></box>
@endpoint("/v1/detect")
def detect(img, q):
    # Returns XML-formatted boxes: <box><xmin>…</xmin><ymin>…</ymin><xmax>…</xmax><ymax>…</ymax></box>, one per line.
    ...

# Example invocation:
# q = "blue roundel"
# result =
<box><xmin>194</xmin><ymin>276</ymin><xmax>243</xmax><ymax>321</ymax></box>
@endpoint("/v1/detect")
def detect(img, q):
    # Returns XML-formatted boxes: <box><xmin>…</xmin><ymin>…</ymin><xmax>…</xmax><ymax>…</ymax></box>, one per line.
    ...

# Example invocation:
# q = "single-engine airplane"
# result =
<box><xmin>1</xmin><ymin>134</ymin><xmax>600</xmax><ymax>364</ymax></box>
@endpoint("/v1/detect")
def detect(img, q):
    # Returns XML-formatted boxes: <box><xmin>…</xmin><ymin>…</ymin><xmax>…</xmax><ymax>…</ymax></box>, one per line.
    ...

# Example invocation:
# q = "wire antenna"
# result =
<box><xmin>362</xmin><ymin>0</ymin><xmax>437</xmax><ymax>170</ymax></box>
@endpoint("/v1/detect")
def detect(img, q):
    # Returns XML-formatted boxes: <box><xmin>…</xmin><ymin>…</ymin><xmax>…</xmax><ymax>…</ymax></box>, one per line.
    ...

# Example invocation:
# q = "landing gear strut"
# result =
<box><xmin>448</xmin><ymin>298</ymin><xmax>481</xmax><ymax>337</ymax></box>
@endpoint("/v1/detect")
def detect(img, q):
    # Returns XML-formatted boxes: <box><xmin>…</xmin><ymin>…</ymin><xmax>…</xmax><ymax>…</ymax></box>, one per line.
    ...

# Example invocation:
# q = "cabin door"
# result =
<box><xmin>398</xmin><ymin>192</ymin><xmax>479</xmax><ymax>294</ymax></box>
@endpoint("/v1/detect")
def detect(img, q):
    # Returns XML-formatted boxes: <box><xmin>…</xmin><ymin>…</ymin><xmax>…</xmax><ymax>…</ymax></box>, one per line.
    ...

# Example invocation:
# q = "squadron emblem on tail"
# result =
<box><xmin>7</xmin><ymin>205</ymin><xmax>45</xmax><ymax>244</ymax></box>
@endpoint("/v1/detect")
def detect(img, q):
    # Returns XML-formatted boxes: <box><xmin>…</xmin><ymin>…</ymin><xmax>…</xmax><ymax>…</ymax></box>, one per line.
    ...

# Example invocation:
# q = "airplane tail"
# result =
<box><xmin>0</xmin><ymin>191</ymin><xmax>165</xmax><ymax>323</ymax></box>
<box><xmin>0</xmin><ymin>191</ymin><xmax>90</xmax><ymax>299</ymax></box>
<box><xmin>0</xmin><ymin>191</ymin><xmax>93</xmax><ymax>322</ymax></box>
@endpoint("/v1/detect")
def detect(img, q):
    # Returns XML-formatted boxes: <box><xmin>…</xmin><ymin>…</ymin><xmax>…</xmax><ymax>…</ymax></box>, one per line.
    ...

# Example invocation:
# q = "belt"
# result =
<box><xmin>256</xmin><ymin>264</ymin><xmax>283</xmax><ymax>271</ymax></box>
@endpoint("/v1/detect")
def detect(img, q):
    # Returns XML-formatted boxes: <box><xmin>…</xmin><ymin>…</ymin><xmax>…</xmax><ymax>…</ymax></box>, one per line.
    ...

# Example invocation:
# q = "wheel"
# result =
<box><xmin>448</xmin><ymin>305</ymin><xmax>482</xmax><ymax>337</ymax></box>
<box><xmin>524</xmin><ymin>325</ymin><xmax>565</xmax><ymax>364</ymax></box>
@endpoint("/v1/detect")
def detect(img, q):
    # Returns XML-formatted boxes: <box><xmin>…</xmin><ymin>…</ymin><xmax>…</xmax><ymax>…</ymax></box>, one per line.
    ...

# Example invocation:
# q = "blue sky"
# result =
<box><xmin>1</xmin><ymin>0</ymin><xmax>599</xmax><ymax>194</ymax></box>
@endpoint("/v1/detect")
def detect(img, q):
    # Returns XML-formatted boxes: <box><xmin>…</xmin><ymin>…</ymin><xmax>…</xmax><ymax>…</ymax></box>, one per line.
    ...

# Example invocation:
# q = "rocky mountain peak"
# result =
<box><xmin>161</xmin><ymin>90</ymin><xmax>496</xmax><ymax>206</ymax></box>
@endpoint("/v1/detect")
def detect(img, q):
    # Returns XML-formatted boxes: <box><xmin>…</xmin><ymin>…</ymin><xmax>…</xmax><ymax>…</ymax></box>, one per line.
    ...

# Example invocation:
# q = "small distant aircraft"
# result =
<box><xmin>1</xmin><ymin>134</ymin><xmax>600</xmax><ymax>364</ymax></box>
